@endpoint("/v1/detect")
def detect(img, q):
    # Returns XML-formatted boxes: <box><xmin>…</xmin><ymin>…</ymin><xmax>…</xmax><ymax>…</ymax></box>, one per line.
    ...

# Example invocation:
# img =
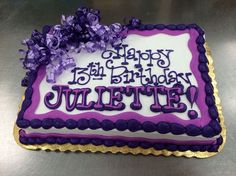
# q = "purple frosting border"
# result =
<box><xmin>23</xmin><ymin>29</ymin><xmax>210</xmax><ymax>127</ymax></box>
<box><xmin>20</xmin><ymin>130</ymin><xmax>216</xmax><ymax>145</ymax></box>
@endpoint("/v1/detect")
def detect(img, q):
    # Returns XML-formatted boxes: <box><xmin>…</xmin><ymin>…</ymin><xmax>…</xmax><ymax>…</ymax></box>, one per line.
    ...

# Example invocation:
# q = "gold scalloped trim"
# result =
<box><xmin>13</xmin><ymin>43</ymin><xmax>226</xmax><ymax>158</ymax></box>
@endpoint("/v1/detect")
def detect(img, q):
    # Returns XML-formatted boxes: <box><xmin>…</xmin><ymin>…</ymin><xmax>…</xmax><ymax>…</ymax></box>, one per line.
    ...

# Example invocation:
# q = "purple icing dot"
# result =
<box><xmin>201</xmin><ymin>145</ymin><xmax>211</xmax><ymax>151</ymax></box>
<box><xmin>198</xmin><ymin>63</ymin><xmax>209</xmax><ymax>72</ymax></box>
<box><xmin>17</xmin><ymin>110</ymin><xmax>24</xmax><ymax>119</ymax></box>
<box><xmin>198</xmin><ymin>45</ymin><xmax>206</xmax><ymax>53</ymax></box>
<box><xmin>190</xmin><ymin>145</ymin><xmax>202</xmax><ymax>151</ymax></box>
<box><xmin>140</xmin><ymin>142</ymin><xmax>152</xmax><ymax>149</ymax></box>
<box><xmin>19</xmin><ymin>137</ymin><xmax>28</xmax><ymax>144</ymax></box>
<box><xmin>79</xmin><ymin>138</ymin><xmax>90</xmax><ymax>145</ymax></box>
<box><xmin>21</xmin><ymin>77</ymin><xmax>29</xmax><ymax>87</ymax></box>
<box><xmin>196</xmin><ymin>27</ymin><xmax>205</xmax><ymax>35</ymax></box>
<box><xmin>17</xmin><ymin>119</ymin><xmax>30</xmax><ymax>128</ymax></box>
<box><xmin>207</xmin><ymin>145</ymin><xmax>218</xmax><ymax>152</ymax></box>
<box><xmin>128</xmin><ymin>141</ymin><xmax>139</xmax><ymax>148</ymax></box>
<box><xmin>115</xmin><ymin>140</ymin><xmax>126</xmax><ymax>147</ymax></box>
<box><xmin>25</xmin><ymin>87</ymin><xmax>33</xmax><ymax>99</ymax></box>
<box><xmin>115</xmin><ymin>119</ymin><xmax>128</xmax><ymax>131</ymax></box>
<box><xmin>36</xmin><ymin>138</ymin><xmax>45</xmax><ymax>144</ymax></box>
<box><xmin>91</xmin><ymin>138</ymin><xmax>102</xmax><ymax>146</ymax></box>
<box><xmin>205</xmin><ymin>96</ymin><xmax>215</xmax><ymax>106</ymax></box>
<box><xmin>127</xmin><ymin>119</ymin><xmax>142</xmax><ymax>132</ymax></box>
<box><xmin>142</xmin><ymin>121</ymin><xmax>156</xmax><ymax>132</ymax></box>
<box><xmin>65</xmin><ymin>119</ymin><xmax>77</xmax><ymax>129</ymax></box>
<box><xmin>188</xmin><ymin>110</ymin><xmax>198</xmax><ymax>119</ymax></box>
<box><xmin>166</xmin><ymin>24</ymin><xmax>176</xmax><ymax>30</ymax></box>
<box><xmin>178</xmin><ymin>145</ymin><xmax>189</xmax><ymax>151</ymax></box>
<box><xmin>77</xmin><ymin>119</ymin><xmax>89</xmax><ymax>130</ymax></box>
<box><xmin>177</xmin><ymin>24</ymin><xmax>186</xmax><ymax>30</ymax></box>
<box><xmin>22</xmin><ymin>99</ymin><xmax>32</xmax><ymax>110</ymax></box>
<box><xmin>166</xmin><ymin>144</ymin><xmax>177</xmax><ymax>151</ymax></box>
<box><xmin>170</xmin><ymin>123</ymin><xmax>186</xmax><ymax>135</ymax></box>
<box><xmin>104</xmin><ymin>140</ymin><xmax>114</xmax><ymax>147</ymax></box>
<box><xmin>217</xmin><ymin>136</ymin><xmax>223</xmax><ymax>145</ymax></box>
<box><xmin>205</xmin><ymin>83</ymin><xmax>214</xmax><ymax>95</ymax></box>
<box><xmin>196</xmin><ymin>36</ymin><xmax>205</xmax><ymax>44</ymax></box>
<box><xmin>154</xmin><ymin>24</ymin><xmax>165</xmax><ymax>30</ymax></box>
<box><xmin>145</xmin><ymin>24</ymin><xmax>154</xmax><ymax>30</ymax></box>
<box><xmin>186</xmin><ymin>124</ymin><xmax>201</xmax><ymax>136</ymax></box>
<box><xmin>31</xmin><ymin>119</ymin><xmax>42</xmax><ymax>129</ymax></box>
<box><xmin>202</xmin><ymin>126</ymin><xmax>215</xmax><ymax>138</ymax></box>
<box><xmin>153</xmin><ymin>143</ymin><xmax>165</xmax><ymax>150</ymax></box>
<box><xmin>46</xmin><ymin>137</ymin><xmax>56</xmax><ymax>144</ymax></box>
<box><xmin>89</xmin><ymin>118</ymin><xmax>101</xmax><ymax>129</ymax></box>
<box><xmin>201</xmin><ymin>73</ymin><xmax>211</xmax><ymax>83</ymax></box>
<box><xmin>156</xmin><ymin>122</ymin><xmax>170</xmax><ymax>134</ymax></box>
<box><xmin>138</xmin><ymin>24</ymin><xmax>146</xmax><ymax>30</ymax></box>
<box><xmin>199</xmin><ymin>146</ymin><xmax>206</xmax><ymax>151</ymax></box>
<box><xmin>101</xmin><ymin>120</ymin><xmax>114</xmax><ymax>131</ymax></box>
<box><xmin>209</xmin><ymin>106</ymin><xmax>219</xmax><ymax>120</ymax></box>
<box><xmin>209</xmin><ymin>120</ymin><xmax>222</xmax><ymax>134</ymax></box>
<box><xmin>53</xmin><ymin>118</ymin><xmax>65</xmax><ymax>128</ymax></box>
<box><xmin>188</xmin><ymin>23</ymin><xmax>198</xmax><ymax>28</ymax></box>
<box><xmin>56</xmin><ymin>137</ymin><xmax>68</xmax><ymax>144</ymax></box>
<box><xmin>199</xmin><ymin>53</ymin><xmax>208</xmax><ymax>63</ymax></box>
<box><xmin>70</xmin><ymin>138</ymin><xmax>80</xmax><ymax>144</ymax></box>
<box><xmin>42</xmin><ymin>118</ymin><xmax>53</xmax><ymax>129</ymax></box>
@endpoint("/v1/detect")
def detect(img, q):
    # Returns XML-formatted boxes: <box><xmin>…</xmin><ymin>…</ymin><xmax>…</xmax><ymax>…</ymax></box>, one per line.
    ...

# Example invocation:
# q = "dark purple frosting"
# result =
<box><xmin>127</xmin><ymin>119</ymin><xmax>142</xmax><ymax>132</ymax></box>
<box><xmin>53</xmin><ymin>118</ymin><xmax>65</xmax><ymax>128</ymax></box>
<box><xmin>30</xmin><ymin>119</ymin><xmax>42</xmax><ymax>129</ymax></box>
<box><xmin>89</xmin><ymin>118</ymin><xmax>101</xmax><ymax>129</ymax></box>
<box><xmin>142</xmin><ymin>121</ymin><xmax>156</xmax><ymax>132</ymax></box>
<box><xmin>42</xmin><ymin>118</ymin><xmax>54</xmax><ymax>129</ymax></box>
<box><xmin>156</xmin><ymin>122</ymin><xmax>170</xmax><ymax>134</ymax></box>
<box><xmin>65</xmin><ymin>119</ymin><xmax>77</xmax><ymax>129</ymax></box>
<box><xmin>19</xmin><ymin>135</ymin><xmax>220</xmax><ymax>153</ymax></box>
<box><xmin>170</xmin><ymin>123</ymin><xmax>186</xmax><ymax>135</ymax></box>
<box><xmin>186</xmin><ymin>124</ymin><xmax>201</xmax><ymax>136</ymax></box>
<box><xmin>101</xmin><ymin>119</ymin><xmax>114</xmax><ymax>131</ymax></box>
<box><xmin>77</xmin><ymin>119</ymin><xmax>89</xmax><ymax>130</ymax></box>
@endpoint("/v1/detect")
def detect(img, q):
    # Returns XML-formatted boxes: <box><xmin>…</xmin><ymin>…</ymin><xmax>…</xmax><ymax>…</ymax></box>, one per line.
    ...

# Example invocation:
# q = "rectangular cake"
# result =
<box><xmin>15</xmin><ymin>7</ymin><xmax>225</xmax><ymax>157</ymax></box>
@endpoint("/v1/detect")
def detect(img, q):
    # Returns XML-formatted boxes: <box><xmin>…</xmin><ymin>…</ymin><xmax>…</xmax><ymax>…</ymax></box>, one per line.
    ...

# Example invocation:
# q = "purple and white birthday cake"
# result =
<box><xmin>15</xmin><ymin>7</ymin><xmax>225</xmax><ymax>157</ymax></box>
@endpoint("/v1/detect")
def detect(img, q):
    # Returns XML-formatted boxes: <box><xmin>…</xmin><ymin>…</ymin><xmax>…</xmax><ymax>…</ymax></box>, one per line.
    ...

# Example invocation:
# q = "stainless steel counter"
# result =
<box><xmin>0</xmin><ymin>0</ymin><xmax>236</xmax><ymax>176</ymax></box>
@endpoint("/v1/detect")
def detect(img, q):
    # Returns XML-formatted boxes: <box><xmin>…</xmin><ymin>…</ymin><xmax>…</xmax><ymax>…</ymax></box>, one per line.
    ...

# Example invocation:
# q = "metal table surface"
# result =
<box><xmin>0</xmin><ymin>0</ymin><xmax>235</xmax><ymax>176</ymax></box>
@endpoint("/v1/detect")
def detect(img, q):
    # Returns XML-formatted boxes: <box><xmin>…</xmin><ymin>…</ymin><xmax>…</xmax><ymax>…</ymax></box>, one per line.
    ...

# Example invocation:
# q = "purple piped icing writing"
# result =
<box><xmin>44</xmin><ymin>85</ymin><xmax>192</xmax><ymax>113</ymax></box>
<box><xmin>68</xmin><ymin>44</ymin><xmax>193</xmax><ymax>87</ymax></box>
<box><xmin>125</xmin><ymin>86</ymin><xmax>145</xmax><ymax>110</ymax></box>
<box><xmin>186</xmin><ymin>85</ymin><xmax>199</xmax><ymax>119</ymax></box>
<box><xmin>44</xmin><ymin>85</ymin><xmax>68</xmax><ymax>109</ymax></box>
<box><xmin>44</xmin><ymin>43</ymin><xmax>199</xmax><ymax>117</ymax></box>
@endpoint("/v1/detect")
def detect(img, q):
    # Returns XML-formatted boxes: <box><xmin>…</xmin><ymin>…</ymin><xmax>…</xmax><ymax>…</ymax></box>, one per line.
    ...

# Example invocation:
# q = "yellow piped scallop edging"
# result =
<box><xmin>13</xmin><ymin>43</ymin><xmax>226</xmax><ymax>158</ymax></box>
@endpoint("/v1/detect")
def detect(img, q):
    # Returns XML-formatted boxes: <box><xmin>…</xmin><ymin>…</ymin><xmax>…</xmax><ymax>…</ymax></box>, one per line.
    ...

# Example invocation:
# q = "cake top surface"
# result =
<box><xmin>22</xmin><ymin>27</ymin><xmax>211</xmax><ymax>127</ymax></box>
